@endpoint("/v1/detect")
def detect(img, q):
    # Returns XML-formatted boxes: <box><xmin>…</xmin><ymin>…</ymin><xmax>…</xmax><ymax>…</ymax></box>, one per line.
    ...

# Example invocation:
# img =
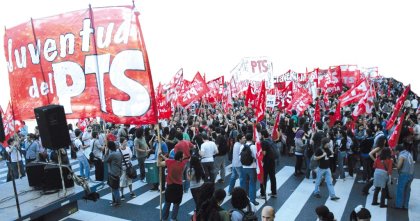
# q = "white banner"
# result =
<box><xmin>266</xmin><ymin>94</ymin><xmax>276</xmax><ymax>108</ymax></box>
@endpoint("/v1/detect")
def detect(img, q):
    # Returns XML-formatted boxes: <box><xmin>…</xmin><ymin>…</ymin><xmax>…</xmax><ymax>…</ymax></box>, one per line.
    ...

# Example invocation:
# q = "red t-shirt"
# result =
<box><xmin>373</xmin><ymin>158</ymin><xmax>393</xmax><ymax>175</ymax></box>
<box><xmin>166</xmin><ymin>159</ymin><xmax>188</xmax><ymax>185</ymax></box>
<box><xmin>174</xmin><ymin>140</ymin><xmax>194</xmax><ymax>159</ymax></box>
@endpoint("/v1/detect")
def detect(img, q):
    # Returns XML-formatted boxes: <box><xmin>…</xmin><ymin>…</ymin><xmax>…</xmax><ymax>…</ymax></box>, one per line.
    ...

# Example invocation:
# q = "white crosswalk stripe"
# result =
<box><xmin>60</xmin><ymin>210</ymin><xmax>131</xmax><ymax>221</ymax></box>
<box><xmin>324</xmin><ymin>176</ymin><xmax>356</xmax><ymax>221</ymax></box>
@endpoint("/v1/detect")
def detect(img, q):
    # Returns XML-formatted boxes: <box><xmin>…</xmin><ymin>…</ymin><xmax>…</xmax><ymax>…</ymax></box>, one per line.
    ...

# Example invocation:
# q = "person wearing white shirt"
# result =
<box><xmin>411</xmin><ymin>96</ymin><xmax>418</xmax><ymax>109</ymax></box>
<box><xmin>82</xmin><ymin>126</ymin><xmax>93</xmax><ymax>159</ymax></box>
<box><xmin>75</xmin><ymin>129</ymin><xmax>91</xmax><ymax>180</ymax></box>
<box><xmin>228</xmin><ymin>133</ymin><xmax>245</xmax><ymax>195</ymax></box>
<box><xmin>5</xmin><ymin>137</ymin><xmax>26</xmax><ymax>180</ymax></box>
<box><xmin>199</xmin><ymin>134</ymin><xmax>218</xmax><ymax>182</ymax></box>
<box><xmin>239</xmin><ymin>133</ymin><xmax>259</xmax><ymax>206</ymax></box>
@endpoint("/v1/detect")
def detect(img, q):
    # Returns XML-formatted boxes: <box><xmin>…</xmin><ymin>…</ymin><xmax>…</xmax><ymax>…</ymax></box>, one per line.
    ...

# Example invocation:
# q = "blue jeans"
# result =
<box><xmin>314</xmin><ymin>168</ymin><xmax>337</xmax><ymax>198</ymax></box>
<box><xmin>78</xmin><ymin>156</ymin><xmax>90</xmax><ymax>179</ymax></box>
<box><xmin>162</xmin><ymin>202</ymin><xmax>180</xmax><ymax>221</ymax></box>
<box><xmin>111</xmin><ymin>186</ymin><xmax>121</xmax><ymax>204</ymax></box>
<box><xmin>395</xmin><ymin>173</ymin><xmax>414</xmax><ymax>208</ymax></box>
<box><xmin>228</xmin><ymin>167</ymin><xmax>242</xmax><ymax>194</ymax></box>
<box><xmin>337</xmin><ymin>151</ymin><xmax>346</xmax><ymax>179</ymax></box>
<box><xmin>240</xmin><ymin>167</ymin><xmax>257</xmax><ymax>203</ymax></box>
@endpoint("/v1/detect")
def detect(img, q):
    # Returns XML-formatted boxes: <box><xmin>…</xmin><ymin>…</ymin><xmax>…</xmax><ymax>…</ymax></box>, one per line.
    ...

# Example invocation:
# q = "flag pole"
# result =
<box><xmin>154</xmin><ymin>124</ymin><xmax>163</xmax><ymax>221</ymax></box>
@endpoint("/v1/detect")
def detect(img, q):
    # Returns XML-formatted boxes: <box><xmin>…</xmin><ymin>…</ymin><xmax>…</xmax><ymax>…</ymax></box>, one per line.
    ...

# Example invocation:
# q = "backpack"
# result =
<box><xmin>240</xmin><ymin>144</ymin><xmax>254</xmax><ymax>166</ymax></box>
<box><xmin>230</xmin><ymin>204</ymin><xmax>258</xmax><ymax>221</ymax></box>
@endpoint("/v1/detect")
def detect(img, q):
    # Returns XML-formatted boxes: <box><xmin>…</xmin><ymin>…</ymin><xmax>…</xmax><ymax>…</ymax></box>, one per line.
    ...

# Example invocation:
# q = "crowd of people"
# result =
<box><xmin>0</xmin><ymin>77</ymin><xmax>418</xmax><ymax>220</ymax></box>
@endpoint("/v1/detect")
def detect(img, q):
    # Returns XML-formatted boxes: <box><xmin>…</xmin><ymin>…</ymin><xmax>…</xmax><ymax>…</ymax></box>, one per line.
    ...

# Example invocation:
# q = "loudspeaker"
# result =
<box><xmin>34</xmin><ymin>105</ymin><xmax>70</xmax><ymax>150</ymax></box>
<box><xmin>42</xmin><ymin>164</ymin><xmax>74</xmax><ymax>191</ymax></box>
<box><xmin>26</xmin><ymin>162</ymin><xmax>45</xmax><ymax>188</ymax></box>
<box><xmin>0</xmin><ymin>112</ymin><xmax>5</xmax><ymax>143</ymax></box>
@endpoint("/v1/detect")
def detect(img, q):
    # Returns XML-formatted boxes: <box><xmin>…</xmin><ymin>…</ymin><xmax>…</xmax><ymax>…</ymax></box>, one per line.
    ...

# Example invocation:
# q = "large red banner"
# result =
<box><xmin>4</xmin><ymin>6</ymin><xmax>157</xmax><ymax>124</ymax></box>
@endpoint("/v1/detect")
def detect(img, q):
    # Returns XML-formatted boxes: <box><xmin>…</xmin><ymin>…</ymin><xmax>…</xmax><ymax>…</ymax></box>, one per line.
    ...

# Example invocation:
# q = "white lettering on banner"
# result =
<box><xmin>8</xmin><ymin>18</ymin><xmax>131</xmax><ymax>69</ymax></box>
<box><xmin>251</xmin><ymin>60</ymin><xmax>268</xmax><ymax>73</ymax></box>
<box><xmin>276</xmin><ymin>91</ymin><xmax>292</xmax><ymax>108</ymax></box>
<box><xmin>85</xmin><ymin>54</ymin><xmax>111</xmax><ymax>112</ymax></box>
<box><xmin>183</xmin><ymin>87</ymin><xmax>198</xmax><ymax>102</ymax></box>
<box><xmin>52</xmin><ymin>50</ymin><xmax>147</xmax><ymax>115</ymax></box>
<box><xmin>109</xmin><ymin>50</ymin><xmax>149</xmax><ymax>116</ymax></box>
<box><xmin>53</xmin><ymin>61</ymin><xmax>86</xmax><ymax>113</ymax></box>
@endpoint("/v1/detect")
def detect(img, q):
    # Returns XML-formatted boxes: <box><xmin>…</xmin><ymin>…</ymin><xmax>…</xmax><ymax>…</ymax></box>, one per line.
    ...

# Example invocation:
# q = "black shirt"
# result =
<box><xmin>312</xmin><ymin>131</ymin><xmax>326</xmax><ymax>150</ymax></box>
<box><xmin>315</xmin><ymin>147</ymin><xmax>332</xmax><ymax>169</ymax></box>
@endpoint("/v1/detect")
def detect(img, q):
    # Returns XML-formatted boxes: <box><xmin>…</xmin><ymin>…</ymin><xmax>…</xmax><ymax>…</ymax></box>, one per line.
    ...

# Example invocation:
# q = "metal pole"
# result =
<box><xmin>7</xmin><ymin>157</ymin><xmax>21</xmax><ymax>218</ymax></box>
<box><xmin>155</xmin><ymin>124</ymin><xmax>163</xmax><ymax>221</ymax></box>
<box><xmin>58</xmin><ymin>149</ymin><xmax>67</xmax><ymax>196</ymax></box>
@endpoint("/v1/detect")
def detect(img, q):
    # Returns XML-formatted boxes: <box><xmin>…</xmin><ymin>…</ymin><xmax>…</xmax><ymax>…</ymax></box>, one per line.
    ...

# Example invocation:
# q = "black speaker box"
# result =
<box><xmin>0</xmin><ymin>111</ymin><xmax>5</xmax><ymax>143</ymax></box>
<box><xmin>34</xmin><ymin>105</ymin><xmax>70</xmax><ymax>150</ymax></box>
<box><xmin>26</xmin><ymin>162</ymin><xmax>45</xmax><ymax>188</ymax></box>
<box><xmin>42</xmin><ymin>164</ymin><xmax>74</xmax><ymax>191</ymax></box>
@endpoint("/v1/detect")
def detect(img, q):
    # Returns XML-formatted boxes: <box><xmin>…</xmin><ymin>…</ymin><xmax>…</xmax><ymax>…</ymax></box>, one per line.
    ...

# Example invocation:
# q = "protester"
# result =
<box><xmin>313</xmin><ymin>137</ymin><xmax>340</xmax><ymax>201</ymax></box>
<box><xmin>158</xmin><ymin>151</ymin><xmax>188</xmax><ymax>221</ymax></box>
<box><xmin>91</xmin><ymin>131</ymin><xmax>105</xmax><ymax>181</ymax></box>
<box><xmin>199</xmin><ymin>134</ymin><xmax>218</xmax><ymax>182</ymax></box>
<box><xmin>189</xmin><ymin>155</ymin><xmax>205</xmax><ymax>209</ymax></box>
<box><xmin>104</xmin><ymin>141</ymin><xmax>122</xmax><ymax>207</ymax></box>
<box><xmin>315</xmin><ymin>205</ymin><xmax>336</xmax><ymax>221</ymax></box>
<box><xmin>394</xmin><ymin>144</ymin><xmax>415</xmax><ymax>210</ymax></box>
<box><xmin>228</xmin><ymin>133</ymin><xmax>244</xmax><ymax>195</ymax></box>
<box><xmin>230</xmin><ymin>187</ymin><xmax>257</xmax><ymax>221</ymax></box>
<box><xmin>135</xmin><ymin>127</ymin><xmax>149</xmax><ymax>182</ymax></box>
<box><xmin>239</xmin><ymin>133</ymin><xmax>259</xmax><ymax>206</ymax></box>
<box><xmin>5</xmin><ymin>137</ymin><xmax>25</xmax><ymax>181</ymax></box>
<box><xmin>261</xmin><ymin>206</ymin><xmax>275</xmax><ymax>221</ymax></box>
<box><xmin>349</xmin><ymin>205</ymin><xmax>371</xmax><ymax>221</ymax></box>
<box><xmin>259</xmin><ymin>129</ymin><xmax>277</xmax><ymax>199</ymax></box>
<box><xmin>119</xmin><ymin>137</ymin><xmax>136</xmax><ymax>200</ymax></box>
<box><xmin>372</xmin><ymin>147</ymin><xmax>393</xmax><ymax>208</ymax></box>
<box><xmin>74</xmin><ymin>129</ymin><xmax>91</xmax><ymax>180</ymax></box>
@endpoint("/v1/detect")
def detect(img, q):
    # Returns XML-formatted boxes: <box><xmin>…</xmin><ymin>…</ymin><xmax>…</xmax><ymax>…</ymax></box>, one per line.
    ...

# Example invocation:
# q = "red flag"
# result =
<box><xmin>165</xmin><ymin>69</ymin><xmax>184</xmax><ymax>103</ymax></box>
<box><xmin>329</xmin><ymin>101</ymin><xmax>341</xmax><ymax>128</ymax></box>
<box><xmin>6</xmin><ymin>6</ymin><xmax>158</xmax><ymax>125</ymax></box>
<box><xmin>178</xmin><ymin>72</ymin><xmax>209</xmax><ymax>107</ymax></box>
<box><xmin>223</xmin><ymin>82</ymin><xmax>233</xmax><ymax>113</ymax></box>
<box><xmin>286</xmin><ymin>88</ymin><xmax>313</xmax><ymax>116</ymax></box>
<box><xmin>157</xmin><ymin>83</ymin><xmax>172</xmax><ymax>119</ymax></box>
<box><xmin>352</xmin><ymin>84</ymin><xmax>375</xmax><ymax>117</ymax></box>
<box><xmin>2</xmin><ymin>102</ymin><xmax>16</xmax><ymax>142</ymax></box>
<box><xmin>276</xmin><ymin>82</ymin><xmax>293</xmax><ymax>109</ymax></box>
<box><xmin>272</xmin><ymin>113</ymin><xmax>281</xmax><ymax>141</ymax></box>
<box><xmin>323</xmin><ymin>92</ymin><xmax>330</xmax><ymax>111</ymax></box>
<box><xmin>245</xmin><ymin>83</ymin><xmax>258</xmax><ymax>108</ymax></box>
<box><xmin>386</xmin><ymin>85</ymin><xmax>410</xmax><ymax>130</ymax></box>
<box><xmin>254</xmin><ymin>126</ymin><xmax>264</xmax><ymax>184</ymax></box>
<box><xmin>206</xmin><ymin>76</ymin><xmax>224</xmax><ymax>103</ymax></box>
<box><xmin>338</xmin><ymin>79</ymin><xmax>369</xmax><ymax>107</ymax></box>
<box><xmin>388</xmin><ymin>112</ymin><xmax>406</xmax><ymax>149</ymax></box>
<box><xmin>255</xmin><ymin>81</ymin><xmax>267</xmax><ymax>122</ymax></box>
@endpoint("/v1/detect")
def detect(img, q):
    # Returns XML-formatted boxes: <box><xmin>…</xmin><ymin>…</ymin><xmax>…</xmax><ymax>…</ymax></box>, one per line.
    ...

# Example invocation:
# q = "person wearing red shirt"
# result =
<box><xmin>372</xmin><ymin>147</ymin><xmax>393</xmax><ymax>208</ymax></box>
<box><xmin>173</xmin><ymin>132</ymin><xmax>194</xmax><ymax>193</ymax></box>
<box><xmin>158</xmin><ymin>151</ymin><xmax>188</xmax><ymax>221</ymax></box>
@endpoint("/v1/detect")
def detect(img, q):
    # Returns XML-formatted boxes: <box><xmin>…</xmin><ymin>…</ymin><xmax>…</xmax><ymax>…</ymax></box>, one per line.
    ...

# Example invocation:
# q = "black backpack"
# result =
<box><xmin>240</xmin><ymin>144</ymin><xmax>254</xmax><ymax>166</ymax></box>
<box><xmin>230</xmin><ymin>203</ymin><xmax>258</xmax><ymax>221</ymax></box>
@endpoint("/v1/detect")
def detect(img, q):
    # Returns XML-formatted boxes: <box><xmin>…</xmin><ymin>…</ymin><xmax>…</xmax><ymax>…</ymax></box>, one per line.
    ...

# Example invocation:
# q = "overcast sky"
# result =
<box><xmin>1</xmin><ymin>0</ymin><xmax>419</xmax><ymax>111</ymax></box>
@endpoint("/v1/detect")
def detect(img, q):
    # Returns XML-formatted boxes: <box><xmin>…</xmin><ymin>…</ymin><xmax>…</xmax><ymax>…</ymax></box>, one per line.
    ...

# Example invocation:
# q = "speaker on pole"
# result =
<box><xmin>34</xmin><ymin>105</ymin><xmax>70</xmax><ymax>150</ymax></box>
<box><xmin>0</xmin><ymin>111</ymin><xmax>5</xmax><ymax>143</ymax></box>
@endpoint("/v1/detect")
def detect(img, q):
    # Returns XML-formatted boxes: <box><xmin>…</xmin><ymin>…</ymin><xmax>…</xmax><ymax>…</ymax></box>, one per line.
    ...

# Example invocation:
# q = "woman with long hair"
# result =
<box><xmin>372</xmin><ymin>147</ymin><xmax>393</xmax><ymax>207</ymax></box>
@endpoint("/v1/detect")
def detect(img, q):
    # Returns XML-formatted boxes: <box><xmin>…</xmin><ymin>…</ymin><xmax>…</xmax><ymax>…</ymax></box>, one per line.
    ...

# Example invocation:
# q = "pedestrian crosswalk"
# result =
<box><xmin>1</xmin><ymin>154</ymin><xmax>419</xmax><ymax>221</ymax></box>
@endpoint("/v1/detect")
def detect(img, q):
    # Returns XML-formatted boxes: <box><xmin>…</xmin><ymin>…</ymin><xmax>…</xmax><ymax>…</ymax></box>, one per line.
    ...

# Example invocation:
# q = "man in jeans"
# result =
<box><xmin>313</xmin><ymin>137</ymin><xmax>340</xmax><ymax>201</ymax></box>
<box><xmin>199</xmin><ymin>134</ymin><xmax>218</xmax><ymax>182</ymax></box>
<box><xmin>240</xmin><ymin>133</ymin><xmax>259</xmax><ymax>206</ymax></box>
<box><xmin>228</xmin><ymin>133</ymin><xmax>245</xmax><ymax>195</ymax></box>
<box><xmin>394</xmin><ymin>144</ymin><xmax>415</xmax><ymax>210</ymax></box>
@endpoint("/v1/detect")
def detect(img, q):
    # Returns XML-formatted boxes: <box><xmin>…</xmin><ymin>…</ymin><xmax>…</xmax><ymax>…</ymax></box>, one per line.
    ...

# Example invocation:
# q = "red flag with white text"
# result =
<box><xmin>272</xmin><ymin>113</ymin><xmax>281</xmax><ymax>141</ymax></box>
<box><xmin>206</xmin><ymin>76</ymin><xmax>224</xmax><ymax>103</ymax></box>
<box><xmin>386</xmin><ymin>85</ymin><xmax>410</xmax><ymax>130</ymax></box>
<box><xmin>157</xmin><ymin>83</ymin><xmax>172</xmax><ymax>119</ymax></box>
<box><xmin>352</xmin><ymin>84</ymin><xmax>375</xmax><ymax>118</ymax></box>
<box><xmin>338</xmin><ymin>79</ymin><xmax>369</xmax><ymax>107</ymax></box>
<box><xmin>178</xmin><ymin>72</ymin><xmax>209</xmax><ymax>107</ymax></box>
<box><xmin>388</xmin><ymin>112</ymin><xmax>406</xmax><ymax>149</ymax></box>
<box><xmin>5</xmin><ymin>6</ymin><xmax>158</xmax><ymax>124</ymax></box>
<box><xmin>286</xmin><ymin>88</ymin><xmax>313</xmax><ymax>116</ymax></box>
<box><xmin>276</xmin><ymin>82</ymin><xmax>293</xmax><ymax>109</ymax></box>
<box><xmin>2</xmin><ymin>102</ymin><xmax>16</xmax><ymax>142</ymax></box>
